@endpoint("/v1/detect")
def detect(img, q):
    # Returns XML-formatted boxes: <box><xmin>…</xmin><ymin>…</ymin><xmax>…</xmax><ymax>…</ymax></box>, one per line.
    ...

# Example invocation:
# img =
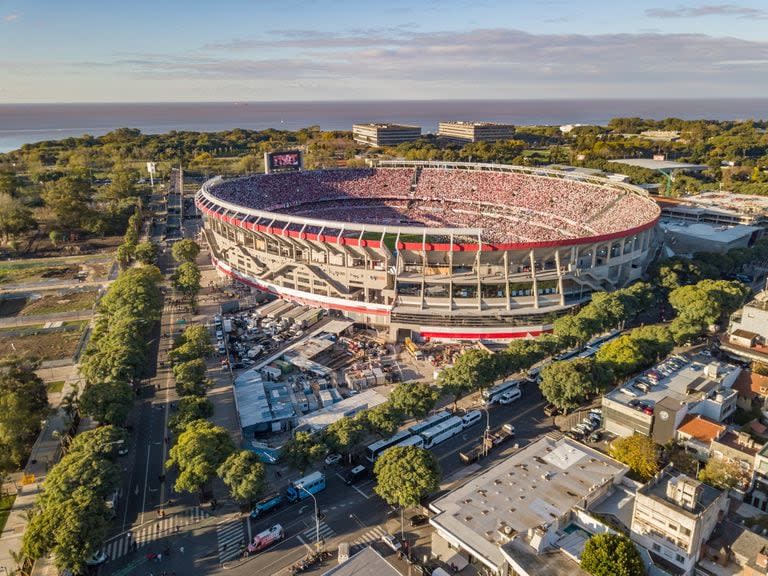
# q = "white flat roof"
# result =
<box><xmin>612</xmin><ymin>158</ymin><xmax>709</xmax><ymax>171</ymax></box>
<box><xmin>429</xmin><ymin>435</ymin><xmax>627</xmax><ymax>568</ymax></box>
<box><xmin>659</xmin><ymin>220</ymin><xmax>761</xmax><ymax>242</ymax></box>
<box><xmin>297</xmin><ymin>389</ymin><xmax>387</xmax><ymax>431</ymax></box>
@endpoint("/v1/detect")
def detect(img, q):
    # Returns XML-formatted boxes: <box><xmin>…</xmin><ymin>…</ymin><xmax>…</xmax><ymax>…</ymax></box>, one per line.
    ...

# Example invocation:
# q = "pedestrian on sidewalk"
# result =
<box><xmin>179</xmin><ymin>546</ymin><xmax>184</xmax><ymax>555</ymax></box>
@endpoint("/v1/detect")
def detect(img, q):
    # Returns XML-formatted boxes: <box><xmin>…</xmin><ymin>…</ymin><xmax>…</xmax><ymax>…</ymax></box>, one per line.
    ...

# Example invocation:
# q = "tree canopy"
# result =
<box><xmin>373</xmin><ymin>446</ymin><xmax>441</xmax><ymax>508</ymax></box>
<box><xmin>280</xmin><ymin>431</ymin><xmax>326</xmax><ymax>474</ymax></box>
<box><xmin>539</xmin><ymin>358</ymin><xmax>612</xmax><ymax>411</ymax></box>
<box><xmin>389</xmin><ymin>382</ymin><xmax>439</xmax><ymax>419</ymax></box>
<box><xmin>166</xmin><ymin>420</ymin><xmax>235</xmax><ymax>494</ymax></box>
<box><xmin>79</xmin><ymin>380</ymin><xmax>133</xmax><ymax>426</ymax></box>
<box><xmin>581</xmin><ymin>533</ymin><xmax>645</xmax><ymax>576</ymax></box>
<box><xmin>169</xmin><ymin>396</ymin><xmax>214</xmax><ymax>434</ymax></box>
<box><xmin>172</xmin><ymin>239</ymin><xmax>201</xmax><ymax>264</ymax></box>
<box><xmin>609</xmin><ymin>434</ymin><xmax>660</xmax><ymax>480</ymax></box>
<box><xmin>217</xmin><ymin>450</ymin><xmax>266</xmax><ymax>505</ymax></box>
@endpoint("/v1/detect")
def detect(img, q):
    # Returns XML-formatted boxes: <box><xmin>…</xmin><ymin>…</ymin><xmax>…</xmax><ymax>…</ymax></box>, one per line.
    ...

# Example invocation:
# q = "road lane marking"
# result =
<box><xmin>139</xmin><ymin>444</ymin><xmax>151</xmax><ymax>524</ymax></box>
<box><xmin>296</xmin><ymin>534</ymin><xmax>313</xmax><ymax>552</ymax></box>
<box><xmin>350</xmin><ymin>484</ymin><xmax>370</xmax><ymax>500</ymax></box>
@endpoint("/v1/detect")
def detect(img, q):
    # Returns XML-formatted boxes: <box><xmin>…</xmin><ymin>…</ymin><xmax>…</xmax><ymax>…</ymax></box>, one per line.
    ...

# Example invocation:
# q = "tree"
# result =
<box><xmin>41</xmin><ymin>176</ymin><xmax>93</xmax><ymax>231</ymax></box>
<box><xmin>79</xmin><ymin>380</ymin><xmax>134</xmax><ymax>426</ymax></box>
<box><xmin>698</xmin><ymin>458</ymin><xmax>751</xmax><ymax>490</ymax></box>
<box><xmin>217</xmin><ymin>450</ymin><xmax>266</xmax><ymax>506</ymax></box>
<box><xmin>173</xmin><ymin>358</ymin><xmax>210</xmax><ymax>396</ymax></box>
<box><xmin>172</xmin><ymin>239</ymin><xmax>201</xmax><ymax>264</ymax></box>
<box><xmin>169</xmin><ymin>325</ymin><xmax>214</xmax><ymax>363</ymax></box>
<box><xmin>438</xmin><ymin>349</ymin><xmax>495</xmax><ymax>406</ymax></box>
<box><xmin>361</xmin><ymin>402</ymin><xmax>403</xmax><ymax>437</ymax></box>
<box><xmin>0</xmin><ymin>193</ymin><xmax>36</xmax><ymax>243</ymax></box>
<box><xmin>133</xmin><ymin>241</ymin><xmax>158</xmax><ymax>265</ymax></box>
<box><xmin>581</xmin><ymin>533</ymin><xmax>644</xmax><ymax>576</ymax></box>
<box><xmin>324</xmin><ymin>416</ymin><xmax>367</xmax><ymax>455</ymax></box>
<box><xmin>0</xmin><ymin>355</ymin><xmax>49</xmax><ymax>472</ymax></box>
<box><xmin>389</xmin><ymin>382</ymin><xmax>439</xmax><ymax>419</ymax></box>
<box><xmin>169</xmin><ymin>396</ymin><xmax>214</xmax><ymax>434</ymax></box>
<box><xmin>610</xmin><ymin>434</ymin><xmax>660</xmax><ymax>480</ymax></box>
<box><xmin>172</xmin><ymin>261</ymin><xmax>202</xmax><ymax>299</ymax></box>
<box><xmin>166</xmin><ymin>420</ymin><xmax>234</xmax><ymax>494</ymax></box>
<box><xmin>539</xmin><ymin>358</ymin><xmax>611</xmax><ymax>412</ymax></box>
<box><xmin>67</xmin><ymin>425</ymin><xmax>128</xmax><ymax>458</ymax></box>
<box><xmin>280</xmin><ymin>431</ymin><xmax>326</xmax><ymax>474</ymax></box>
<box><xmin>595</xmin><ymin>335</ymin><xmax>646</xmax><ymax>378</ymax></box>
<box><xmin>373</xmin><ymin>446</ymin><xmax>441</xmax><ymax>508</ymax></box>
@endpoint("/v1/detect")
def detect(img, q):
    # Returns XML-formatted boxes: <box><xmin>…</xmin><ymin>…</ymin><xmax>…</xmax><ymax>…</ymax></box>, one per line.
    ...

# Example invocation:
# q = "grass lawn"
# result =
<box><xmin>46</xmin><ymin>380</ymin><xmax>65</xmax><ymax>393</ymax></box>
<box><xmin>0</xmin><ymin>493</ymin><xmax>16</xmax><ymax>534</ymax></box>
<box><xmin>0</xmin><ymin>253</ymin><xmax>114</xmax><ymax>285</ymax></box>
<box><xmin>19</xmin><ymin>290</ymin><xmax>99</xmax><ymax>316</ymax></box>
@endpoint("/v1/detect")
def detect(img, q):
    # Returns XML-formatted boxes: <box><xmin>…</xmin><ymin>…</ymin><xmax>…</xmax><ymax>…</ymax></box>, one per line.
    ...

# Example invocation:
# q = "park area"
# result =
<box><xmin>0</xmin><ymin>254</ymin><xmax>114</xmax><ymax>286</ymax></box>
<box><xmin>0</xmin><ymin>322</ymin><xmax>87</xmax><ymax>361</ymax></box>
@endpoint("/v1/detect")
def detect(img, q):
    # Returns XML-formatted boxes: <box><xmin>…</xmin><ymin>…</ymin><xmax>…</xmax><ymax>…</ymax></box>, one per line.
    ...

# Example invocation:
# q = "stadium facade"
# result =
<box><xmin>196</xmin><ymin>161</ymin><xmax>660</xmax><ymax>341</ymax></box>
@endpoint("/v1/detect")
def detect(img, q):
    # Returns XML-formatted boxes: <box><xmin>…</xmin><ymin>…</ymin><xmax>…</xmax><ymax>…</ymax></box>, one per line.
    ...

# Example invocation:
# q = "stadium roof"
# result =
<box><xmin>612</xmin><ymin>158</ymin><xmax>709</xmax><ymax>171</ymax></box>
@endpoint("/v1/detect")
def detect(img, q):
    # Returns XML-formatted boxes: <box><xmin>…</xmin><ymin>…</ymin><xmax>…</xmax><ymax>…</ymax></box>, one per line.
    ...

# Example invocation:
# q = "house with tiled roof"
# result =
<box><xmin>675</xmin><ymin>415</ymin><xmax>727</xmax><ymax>460</ymax></box>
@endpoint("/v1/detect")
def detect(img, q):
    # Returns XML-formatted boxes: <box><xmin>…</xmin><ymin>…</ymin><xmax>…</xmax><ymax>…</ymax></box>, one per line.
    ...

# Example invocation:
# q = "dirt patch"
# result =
<box><xmin>20</xmin><ymin>290</ymin><xmax>99</xmax><ymax>316</ymax></box>
<box><xmin>0</xmin><ymin>327</ymin><xmax>84</xmax><ymax>361</ymax></box>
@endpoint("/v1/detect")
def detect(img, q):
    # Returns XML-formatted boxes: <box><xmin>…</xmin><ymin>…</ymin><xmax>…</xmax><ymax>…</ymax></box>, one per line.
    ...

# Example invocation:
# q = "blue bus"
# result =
<box><xmin>408</xmin><ymin>411</ymin><xmax>453</xmax><ymax>436</ymax></box>
<box><xmin>365</xmin><ymin>430</ymin><xmax>412</xmax><ymax>463</ymax></box>
<box><xmin>286</xmin><ymin>471</ymin><xmax>326</xmax><ymax>502</ymax></box>
<box><xmin>250</xmin><ymin>492</ymin><xmax>284</xmax><ymax>518</ymax></box>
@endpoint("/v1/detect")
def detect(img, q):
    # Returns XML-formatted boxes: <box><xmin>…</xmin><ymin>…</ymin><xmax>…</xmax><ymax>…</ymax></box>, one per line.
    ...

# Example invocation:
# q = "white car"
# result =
<box><xmin>324</xmin><ymin>453</ymin><xmax>342</xmax><ymax>466</ymax></box>
<box><xmin>85</xmin><ymin>550</ymin><xmax>109</xmax><ymax>566</ymax></box>
<box><xmin>381</xmin><ymin>533</ymin><xmax>402</xmax><ymax>552</ymax></box>
<box><xmin>498</xmin><ymin>389</ymin><xmax>522</xmax><ymax>404</ymax></box>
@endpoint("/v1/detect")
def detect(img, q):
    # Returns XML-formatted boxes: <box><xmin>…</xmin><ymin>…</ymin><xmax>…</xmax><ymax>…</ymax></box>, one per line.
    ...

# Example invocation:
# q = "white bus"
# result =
<box><xmin>483</xmin><ymin>379</ymin><xmax>523</xmax><ymax>405</ymax></box>
<box><xmin>420</xmin><ymin>416</ymin><xmax>464</xmax><ymax>449</ymax></box>
<box><xmin>395</xmin><ymin>435</ymin><xmax>425</xmax><ymax>449</ymax></box>
<box><xmin>408</xmin><ymin>411</ymin><xmax>453</xmax><ymax>436</ymax></box>
<box><xmin>365</xmin><ymin>430</ymin><xmax>412</xmax><ymax>463</ymax></box>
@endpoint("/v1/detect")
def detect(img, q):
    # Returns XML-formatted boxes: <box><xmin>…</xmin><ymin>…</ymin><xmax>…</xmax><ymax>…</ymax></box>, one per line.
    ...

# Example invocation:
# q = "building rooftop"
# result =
<box><xmin>638</xmin><ymin>468</ymin><xmax>723</xmax><ymax>517</ymax></box>
<box><xmin>712</xmin><ymin>430</ymin><xmax>762</xmax><ymax>458</ymax></box>
<box><xmin>707</xmin><ymin>520</ymin><xmax>768</xmax><ymax>573</ymax></box>
<box><xmin>612</xmin><ymin>158</ymin><xmax>709</xmax><ymax>171</ymax></box>
<box><xmin>353</xmin><ymin>123</ymin><xmax>420</xmax><ymax>130</ymax></box>
<box><xmin>501</xmin><ymin>536</ymin><xmax>590</xmax><ymax>576</ymax></box>
<box><xmin>605</xmin><ymin>354</ymin><xmax>740</xmax><ymax>409</ymax></box>
<box><xmin>296</xmin><ymin>389</ymin><xmax>387</xmax><ymax>432</ymax></box>
<box><xmin>429</xmin><ymin>435</ymin><xmax>628</xmax><ymax>568</ymax></box>
<box><xmin>321</xmin><ymin>546</ymin><xmax>401</xmax><ymax>576</ymax></box>
<box><xmin>658</xmin><ymin>220</ymin><xmax>761</xmax><ymax>243</ymax></box>
<box><xmin>733</xmin><ymin>370</ymin><xmax>768</xmax><ymax>399</ymax></box>
<box><xmin>683</xmin><ymin>191</ymin><xmax>768</xmax><ymax>217</ymax></box>
<box><xmin>233</xmin><ymin>372</ymin><xmax>296</xmax><ymax>427</ymax></box>
<box><xmin>440</xmin><ymin>121</ymin><xmax>514</xmax><ymax>127</ymax></box>
<box><xmin>676</xmin><ymin>415</ymin><xmax>726</xmax><ymax>444</ymax></box>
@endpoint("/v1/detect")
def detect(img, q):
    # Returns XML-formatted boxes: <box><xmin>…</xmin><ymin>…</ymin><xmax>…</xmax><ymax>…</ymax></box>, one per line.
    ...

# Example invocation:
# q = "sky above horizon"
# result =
<box><xmin>1</xmin><ymin>0</ymin><xmax>767</xmax><ymax>103</ymax></box>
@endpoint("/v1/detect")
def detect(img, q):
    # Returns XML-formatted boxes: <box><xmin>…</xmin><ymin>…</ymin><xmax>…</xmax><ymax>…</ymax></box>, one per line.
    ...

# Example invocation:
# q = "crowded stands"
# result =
<box><xmin>205</xmin><ymin>166</ymin><xmax>659</xmax><ymax>244</ymax></box>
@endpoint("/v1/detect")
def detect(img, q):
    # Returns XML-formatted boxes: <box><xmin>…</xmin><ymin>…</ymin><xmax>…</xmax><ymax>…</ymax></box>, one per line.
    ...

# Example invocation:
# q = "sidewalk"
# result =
<box><xmin>0</xmin><ymin>375</ymin><xmax>81</xmax><ymax>575</ymax></box>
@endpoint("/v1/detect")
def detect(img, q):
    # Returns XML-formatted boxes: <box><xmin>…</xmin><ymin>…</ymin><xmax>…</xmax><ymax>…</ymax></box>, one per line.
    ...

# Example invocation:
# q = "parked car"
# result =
<box><xmin>381</xmin><ymin>533</ymin><xmax>402</xmax><ymax>552</ymax></box>
<box><xmin>409</xmin><ymin>514</ymin><xmax>429</xmax><ymax>527</ymax></box>
<box><xmin>85</xmin><ymin>550</ymin><xmax>109</xmax><ymax>566</ymax></box>
<box><xmin>345</xmin><ymin>465</ymin><xmax>368</xmax><ymax>485</ymax></box>
<box><xmin>324</xmin><ymin>453</ymin><xmax>342</xmax><ymax>466</ymax></box>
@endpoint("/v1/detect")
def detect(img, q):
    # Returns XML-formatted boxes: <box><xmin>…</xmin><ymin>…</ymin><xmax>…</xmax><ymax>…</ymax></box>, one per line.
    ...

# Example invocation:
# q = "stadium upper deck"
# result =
<box><xmin>197</xmin><ymin>161</ymin><xmax>660</xmax><ymax>341</ymax></box>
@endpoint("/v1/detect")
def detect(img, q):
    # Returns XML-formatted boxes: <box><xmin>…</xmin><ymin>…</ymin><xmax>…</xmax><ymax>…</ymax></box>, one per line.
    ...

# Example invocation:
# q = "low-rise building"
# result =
<box><xmin>602</xmin><ymin>354</ymin><xmax>740</xmax><ymax>442</ymax></box>
<box><xmin>437</xmin><ymin>121</ymin><xmax>515</xmax><ymax>143</ymax></box>
<box><xmin>675</xmin><ymin>415</ymin><xmax>727</xmax><ymax>460</ymax></box>
<box><xmin>631</xmin><ymin>468</ymin><xmax>728</xmax><ymax>575</ymax></box>
<box><xmin>702</xmin><ymin>519</ymin><xmax>768</xmax><ymax>576</ymax></box>
<box><xmin>322</xmin><ymin>546</ymin><xmax>401</xmax><ymax>576</ymax></box>
<box><xmin>428</xmin><ymin>435</ymin><xmax>628</xmax><ymax>575</ymax></box>
<box><xmin>352</xmin><ymin>123</ymin><xmax>421</xmax><ymax>147</ymax></box>
<box><xmin>723</xmin><ymin>291</ymin><xmax>768</xmax><ymax>363</ymax></box>
<box><xmin>710</xmin><ymin>430</ymin><xmax>761</xmax><ymax>492</ymax></box>
<box><xmin>658</xmin><ymin>219</ymin><xmax>762</xmax><ymax>256</ymax></box>
<box><xmin>732</xmin><ymin>370</ymin><xmax>768</xmax><ymax>413</ymax></box>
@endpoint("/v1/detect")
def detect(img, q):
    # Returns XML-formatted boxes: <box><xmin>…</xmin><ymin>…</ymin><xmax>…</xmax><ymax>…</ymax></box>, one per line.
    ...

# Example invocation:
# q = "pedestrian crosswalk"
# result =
<box><xmin>299</xmin><ymin>520</ymin><xmax>335</xmax><ymax>544</ymax></box>
<box><xmin>351</xmin><ymin>525</ymin><xmax>387</xmax><ymax>551</ymax></box>
<box><xmin>102</xmin><ymin>506</ymin><xmax>209</xmax><ymax>562</ymax></box>
<box><xmin>217</xmin><ymin>517</ymin><xmax>246</xmax><ymax>563</ymax></box>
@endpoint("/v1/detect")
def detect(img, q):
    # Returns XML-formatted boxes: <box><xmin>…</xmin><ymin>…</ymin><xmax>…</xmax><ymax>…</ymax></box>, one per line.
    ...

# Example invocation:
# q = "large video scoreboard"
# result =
<box><xmin>265</xmin><ymin>150</ymin><xmax>303</xmax><ymax>174</ymax></box>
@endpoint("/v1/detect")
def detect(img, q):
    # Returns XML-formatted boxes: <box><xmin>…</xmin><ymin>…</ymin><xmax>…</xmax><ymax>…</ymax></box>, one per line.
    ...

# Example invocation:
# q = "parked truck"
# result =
<box><xmin>250</xmin><ymin>492</ymin><xmax>284</xmax><ymax>519</ymax></box>
<box><xmin>247</xmin><ymin>524</ymin><xmax>285</xmax><ymax>554</ymax></box>
<box><xmin>459</xmin><ymin>423</ymin><xmax>515</xmax><ymax>465</ymax></box>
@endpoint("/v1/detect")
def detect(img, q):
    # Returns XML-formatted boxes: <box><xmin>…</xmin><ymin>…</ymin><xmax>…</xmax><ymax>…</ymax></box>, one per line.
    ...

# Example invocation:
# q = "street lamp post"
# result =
<box><xmin>300</xmin><ymin>486</ymin><xmax>321</xmax><ymax>552</ymax></box>
<box><xmin>479</xmin><ymin>405</ymin><xmax>491</xmax><ymax>457</ymax></box>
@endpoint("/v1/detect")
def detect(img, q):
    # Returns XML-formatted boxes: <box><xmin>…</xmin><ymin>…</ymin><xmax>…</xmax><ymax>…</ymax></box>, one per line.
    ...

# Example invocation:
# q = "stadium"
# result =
<box><xmin>196</xmin><ymin>161</ymin><xmax>660</xmax><ymax>341</ymax></box>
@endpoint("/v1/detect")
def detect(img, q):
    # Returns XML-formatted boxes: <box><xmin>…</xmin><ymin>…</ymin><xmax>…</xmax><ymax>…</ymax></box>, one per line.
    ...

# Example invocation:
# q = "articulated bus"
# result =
<box><xmin>483</xmin><ymin>379</ymin><xmax>523</xmax><ymax>405</ymax></box>
<box><xmin>408</xmin><ymin>410</ymin><xmax>454</xmax><ymax>436</ymax></box>
<box><xmin>420</xmin><ymin>416</ymin><xmax>464</xmax><ymax>449</ymax></box>
<box><xmin>365</xmin><ymin>430</ymin><xmax>412</xmax><ymax>463</ymax></box>
<box><xmin>286</xmin><ymin>471</ymin><xmax>326</xmax><ymax>502</ymax></box>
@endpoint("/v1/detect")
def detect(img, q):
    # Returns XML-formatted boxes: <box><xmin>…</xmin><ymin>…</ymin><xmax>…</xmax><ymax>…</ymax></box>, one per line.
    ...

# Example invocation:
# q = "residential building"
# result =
<box><xmin>709</xmin><ymin>430</ymin><xmax>761</xmax><ymax>492</ymax></box>
<box><xmin>631</xmin><ymin>468</ymin><xmax>728</xmax><ymax>575</ymax></box>
<box><xmin>733</xmin><ymin>370</ymin><xmax>768</xmax><ymax>413</ymax></box>
<box><xmin>702</xmin><ymin>520</ymin><xmax>768</xmax><ymax>576</ymax></box>
<box><xmin>675</xmin><ymin>415</ymin><xmax>726</xmax><ymax>461</ymax></box>
<box><xmin>602</xmin><ymin>353</ymin><xmax>741</xmax><ymax>442</ymax></box>
<box><xmin>437</xmin><ymin>121</ymin><xmax>515</xmax><ymax>143</ymax></box>
<box><xmin>352</xmin><ymin>123</ymin><xmax>421</xmax><ymax>147</ymax></box>
<box><xmin>428</xmin><ymin>435</ymin><xmax>628</xmax><ymax>576</ymax></box>
<box><xmin>723</xmin><ymin>291</ymin><xmax>768</xmax><ymax>363</ymax></box>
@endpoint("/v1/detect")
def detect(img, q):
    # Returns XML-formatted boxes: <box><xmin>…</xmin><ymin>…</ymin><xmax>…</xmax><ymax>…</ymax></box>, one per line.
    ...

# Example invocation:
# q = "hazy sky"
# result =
<box><xmin>1</xmin><ymin>0</ymin><xmax>767</xmax><ymax>102</ymax></box>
